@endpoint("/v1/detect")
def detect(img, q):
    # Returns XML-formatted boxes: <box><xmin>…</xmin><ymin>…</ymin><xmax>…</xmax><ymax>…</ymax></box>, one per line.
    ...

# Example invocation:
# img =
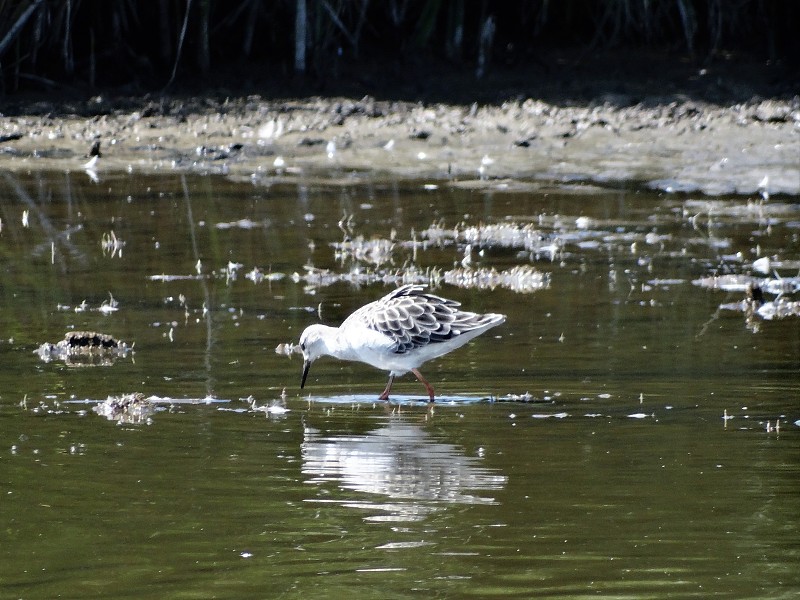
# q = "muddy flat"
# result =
<box><xmin>1</xmin><ymin>58</ymin><xmax>797</xmax><ymax>196</ymax></box>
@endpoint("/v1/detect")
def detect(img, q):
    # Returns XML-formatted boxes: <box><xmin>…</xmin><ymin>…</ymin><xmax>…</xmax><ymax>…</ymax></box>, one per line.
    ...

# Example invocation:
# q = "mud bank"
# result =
<box><xmin>1</xmin><ymin>94</ymin><xmax>798</xmax><ymax>196</ymax></box>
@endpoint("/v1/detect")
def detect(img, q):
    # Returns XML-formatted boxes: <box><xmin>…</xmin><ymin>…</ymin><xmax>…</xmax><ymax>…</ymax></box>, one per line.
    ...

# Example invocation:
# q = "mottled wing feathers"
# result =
<box><xmin>341</xmin><ymin>285</ymin><xmax>502</xmax><ymax>354</ymax></box>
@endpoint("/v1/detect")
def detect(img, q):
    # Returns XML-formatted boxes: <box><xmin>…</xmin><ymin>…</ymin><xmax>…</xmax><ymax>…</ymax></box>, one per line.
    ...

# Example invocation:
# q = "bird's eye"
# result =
<box><xmin>299</xmin><ymin>342</ymin><xmax>305</xmax><ymax>351</ymax></box>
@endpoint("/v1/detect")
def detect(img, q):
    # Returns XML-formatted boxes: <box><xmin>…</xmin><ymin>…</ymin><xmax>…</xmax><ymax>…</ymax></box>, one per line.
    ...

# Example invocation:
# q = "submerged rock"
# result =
<box><xmin>35</xmin><ymin>331</ymin><xmax>133</xmax><ymax>366</ymax></box>
<box><xmin>93</xmin><ymin>393</ymin><xmax>154</xmax><ymax>424</ymax></box>
<box><xmin>693</xmin><ymin>274</ymin><xmax>800</xmax><ymax>295</ymax></box>
<box><xmin>444</xmin><ymin>266</ymin><xmax>551</xmax><ymax>294</ymax></box>
<box><xmin>718</xmin><ymin>283</ymin><xmax>800</xmax><ymax>332</ymax></box>
<box><xmin>275</xmin><ymin>342</ymin><xmax>299</xmax><ymax>356</ymax></box>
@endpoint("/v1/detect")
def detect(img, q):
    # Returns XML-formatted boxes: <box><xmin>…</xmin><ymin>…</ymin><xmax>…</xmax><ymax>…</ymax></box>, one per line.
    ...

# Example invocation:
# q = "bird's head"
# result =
<box><xmin>298</xmin><ymin>324</ymin><xmax>330</xmax><ymax>389</ymax></box>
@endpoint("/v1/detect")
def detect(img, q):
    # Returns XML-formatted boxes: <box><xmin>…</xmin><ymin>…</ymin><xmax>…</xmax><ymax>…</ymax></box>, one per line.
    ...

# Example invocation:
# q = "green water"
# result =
<box><xmin>1</xmin><ymin>171</ymin><xmax>798</xmax><ymax>598</ymax></box>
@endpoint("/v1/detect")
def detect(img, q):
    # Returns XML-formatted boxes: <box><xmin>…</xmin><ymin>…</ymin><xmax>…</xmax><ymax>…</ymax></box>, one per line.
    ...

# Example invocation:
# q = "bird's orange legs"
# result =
<box><xmin>378</xmin><ymin>370</ymin><xmax>435</xmax><ymax>403</ymax></box>
<box><xmin>378</xmin><ymin>374</ymin><xmax>394</xmax><ymax>401</ymax></box>
<box><xmin>412</xmin><ymin>369</ymin><xmax>435</xmax><ymax>403</ymax></box>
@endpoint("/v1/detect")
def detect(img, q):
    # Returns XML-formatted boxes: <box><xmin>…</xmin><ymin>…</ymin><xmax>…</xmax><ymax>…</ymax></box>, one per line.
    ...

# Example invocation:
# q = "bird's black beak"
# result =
<box><xmin>300</xmin><ymin>359</ymin><xmax>311</xmax><ymax>389</ymax></box>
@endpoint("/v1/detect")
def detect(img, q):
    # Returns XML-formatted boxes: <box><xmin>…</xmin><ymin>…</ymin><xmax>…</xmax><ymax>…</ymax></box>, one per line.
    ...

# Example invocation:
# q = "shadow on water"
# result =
<box><xmin>0</xmin><ymin>170</ymin><xmax>798</xmax><ymax>598</ymax></box>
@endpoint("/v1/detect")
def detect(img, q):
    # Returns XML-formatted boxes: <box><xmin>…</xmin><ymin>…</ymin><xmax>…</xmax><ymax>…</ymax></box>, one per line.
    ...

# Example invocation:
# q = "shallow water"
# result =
<box><xmin>1</xmin><ymin>171</ymin><xmax>798</xmax><ymax>598</ymax></box>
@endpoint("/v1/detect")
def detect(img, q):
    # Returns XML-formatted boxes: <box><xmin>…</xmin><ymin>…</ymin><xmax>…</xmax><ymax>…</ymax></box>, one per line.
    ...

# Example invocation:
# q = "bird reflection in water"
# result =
<box><xmin>302</xmin><ymin>420</ymin><xmax>507</xmax><ymax>522</ymax></box>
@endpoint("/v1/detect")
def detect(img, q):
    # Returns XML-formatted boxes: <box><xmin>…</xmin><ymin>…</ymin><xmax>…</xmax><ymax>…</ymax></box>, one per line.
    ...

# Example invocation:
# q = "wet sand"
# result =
<box><xmin>1</xmin><ymin>69</ymin><xmax>798</xmax><ymax>196</ymax></box>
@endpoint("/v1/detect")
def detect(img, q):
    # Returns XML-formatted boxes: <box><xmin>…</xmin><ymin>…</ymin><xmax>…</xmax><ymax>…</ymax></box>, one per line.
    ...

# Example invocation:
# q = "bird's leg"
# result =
<box><xmin>411</xmin><ymin>368</ymin><xmax>435</xmax><ymax>403</ymax></box>
<box><xmin>378</xmin><ymin>374</ymin><xmax>395</xmax><ymax>401</ymax></box>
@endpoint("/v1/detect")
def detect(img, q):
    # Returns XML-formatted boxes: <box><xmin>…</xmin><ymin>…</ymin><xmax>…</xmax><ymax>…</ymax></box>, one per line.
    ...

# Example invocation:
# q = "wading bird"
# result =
<box><xmin>299</xmin><ymin>285</ymin><xmax>505</xmax><ymax>402</ymax></box>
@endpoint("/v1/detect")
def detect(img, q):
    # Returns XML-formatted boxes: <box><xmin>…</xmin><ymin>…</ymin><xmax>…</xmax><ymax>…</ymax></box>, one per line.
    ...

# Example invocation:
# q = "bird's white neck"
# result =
<box><xmin>314</xmin><ymin>325</ymin><xmax>359</xmax><ymax>361</ymax></box>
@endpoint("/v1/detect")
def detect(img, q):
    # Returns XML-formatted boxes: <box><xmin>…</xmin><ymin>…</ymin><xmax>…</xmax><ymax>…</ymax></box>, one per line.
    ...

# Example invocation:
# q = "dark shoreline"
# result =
<box><xmin>2</xmin><ymin>46</ymin><xmax>799</xmax><ymax>117</ymax></box>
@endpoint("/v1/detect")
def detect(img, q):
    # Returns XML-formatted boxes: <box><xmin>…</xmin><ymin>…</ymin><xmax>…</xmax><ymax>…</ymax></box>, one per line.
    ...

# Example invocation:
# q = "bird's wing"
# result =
<box><xmin>341</xmin><ymin>285</ymin><xmax>489</xmax><ymax>354</ymax></box>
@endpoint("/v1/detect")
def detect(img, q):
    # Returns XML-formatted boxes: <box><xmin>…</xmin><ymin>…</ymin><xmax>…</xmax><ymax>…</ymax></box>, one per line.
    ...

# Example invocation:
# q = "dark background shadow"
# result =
<box><xmin>0</xmin><ymin>1</ymin><xmax>797</xmax><ymax>114</ymax></box>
